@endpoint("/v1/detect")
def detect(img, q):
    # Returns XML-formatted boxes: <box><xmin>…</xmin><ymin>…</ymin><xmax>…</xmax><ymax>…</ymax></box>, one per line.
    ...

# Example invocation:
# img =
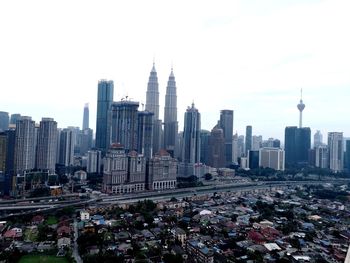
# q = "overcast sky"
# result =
<box><xmin>0</xmin><ymin>0</ymin><xmax>349</xmax><ymax>142</ymax></box>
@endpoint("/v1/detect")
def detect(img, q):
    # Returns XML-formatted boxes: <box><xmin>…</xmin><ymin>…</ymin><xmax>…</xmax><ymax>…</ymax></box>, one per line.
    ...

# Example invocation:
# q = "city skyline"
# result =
<box><xmin>0</xmin><ymin>0</ymin><xmax>349</xmax><ymax>140</ymax></box>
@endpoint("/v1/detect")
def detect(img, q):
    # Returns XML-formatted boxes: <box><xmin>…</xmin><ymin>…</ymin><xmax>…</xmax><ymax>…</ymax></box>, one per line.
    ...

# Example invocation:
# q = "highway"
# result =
<box><xmin>0</xmin><ymin>179</ymin><xmax>348</xmax><ymax>218</ymax></box>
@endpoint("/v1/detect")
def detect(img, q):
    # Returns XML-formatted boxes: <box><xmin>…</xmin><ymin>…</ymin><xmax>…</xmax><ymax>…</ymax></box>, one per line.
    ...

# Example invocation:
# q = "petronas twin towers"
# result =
<box><xmin>146</xmin><ymin>63</ymin><xmax>178</xmax><ymax>156</ymax></box>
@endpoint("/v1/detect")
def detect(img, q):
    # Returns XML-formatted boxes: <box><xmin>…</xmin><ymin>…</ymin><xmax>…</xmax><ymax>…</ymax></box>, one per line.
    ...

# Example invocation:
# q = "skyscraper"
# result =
<box><xmin>252</xmin><ymin>135</ymin><xmax>262</xmax><ymax>151</ymax></box>
<box><xmin>219</xmin><ymin>110</ymin><xmax>233</xmax><ymax>166</ymax></box>
<box><xmin>87</xmin><ymin>150</ymin><xmax>102</xmax><ymax>174</ymax></box>
<box><xmin>110</xmin><ymin>100</ymin><xmax>139</xmax><ymax>152</ymax></box>
<box><xmin>314</xmin><ymin>130</ymin><xmax>323</xmax><ymax>148</ymax></box>
<box><xmin>0</xmin><ymin>132</ymin><xmax>7</xmax><ymax>173</ymax></box>
<box><xmin>232</xmin><ymin>133</ymin><xmax>239</xmax><ymax>164</ymax></box>
<box><xmin>0</xmin><ymin>112</ymin><xmax>9</xmax><ymax>132</ymax></box>
<box><xmin>164</xmin><ymin>68</ymin><xmax>178</xmax><ymax>157</ymax></box>
<box><xmin>95</xmin><ymin>80</ymin><xmax>114</xmax><ymax>151</ymax></box>
<box><xmin>36</xmin><ymin>118</ymin><xmax>58</xmax><ymax>173</ymax></box>
<box><xmin>58</xmin><ymin>128</ymin><xmax>75</xmax><ymax>166</ymax></box>
<box><xmin>182</xmin><ymin>103</ymin><xmax>201</xmax><ymax>164</ymax></box>
<box><xmin>328</xmin><ymin>132</ymin><xmax>343</xmax><ymax>172</ymax></box>
<box><xmin>208</xmin><ymin>125</ymin><xmax>225</xmax><ymax>168</ymax></box>
<box><xmin>344</xmin><ymin>140</ymin><xmax>350</xmax><ymax>170</ymax></box>
<box><xmin>284</xmin><ymin>126</ymin><xmax>311</xmax><ymax>167</ymax></box>
<box><xmin>14</xmin><ymin>117</ymin><xmax>36</xmax><ymax>175</ymax></box>
<box><xmin>137</xmin><ymin>111</ymin><xmax>153</xmax><ymax>159</ymax></box>
<box><xmin>146</xmin><ymin>63</ymin><xmax>162</xmax><ymax>154</ymax></box>
<box><xmin>82</xmin><ymin>103</ymin><xmax>89</xmax><ymax>130</ymax></box>
<box><xmin>245</xmin><ymin>126</ymin><xmax>252</xmax><ymax>155</ymax></box>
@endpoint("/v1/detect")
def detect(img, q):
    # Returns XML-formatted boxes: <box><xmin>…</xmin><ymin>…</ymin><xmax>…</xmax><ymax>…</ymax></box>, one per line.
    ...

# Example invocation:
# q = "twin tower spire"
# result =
<box><xmin>145</xmin><ymin>63</ymin><xmax>178</xmax><ymax>156</ymax></box>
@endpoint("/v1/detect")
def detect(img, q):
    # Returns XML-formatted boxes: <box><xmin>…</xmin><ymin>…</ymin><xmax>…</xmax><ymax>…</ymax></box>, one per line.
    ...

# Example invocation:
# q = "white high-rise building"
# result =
<box><xmin>14</xmin><ymin>116</ymin><xmax>36</xmax><ymax>175</ymax></box>
<box><xmin>259</xmin><ymin>147</ymin><xmax>285</xmax><ymax>171</ymax></box>
<box><xmin>315</xmin><ymin>145</ymin><xmax>328</xmax><ymax>169</ymax></box>
<box><xmin>59</xmin><ymin>128</ymin><xmax>75</xmax><ymax>166</ymax></box>
<box><xmin>252</xmin><ymin>135</ymin><xmax>262</xmax><ymax>151</ymax></box>
<box><xmin>164</xmin><ymin>68</ymin><xmax>178</xmax><ymax>157</ymax></box>
<box><xmin>328</xmin><ymin>132</ymin><xmax>343</xmax><ymax>172</ymax></box>
<box><xmin>36</xmin><ymin>118</ymin><xmax>58</xmax><ymax>173</ymax></box>
<box><xmin>87</xmin><ymin>150</ymin><xmax>102</xmax><ymax>174</ymax></box>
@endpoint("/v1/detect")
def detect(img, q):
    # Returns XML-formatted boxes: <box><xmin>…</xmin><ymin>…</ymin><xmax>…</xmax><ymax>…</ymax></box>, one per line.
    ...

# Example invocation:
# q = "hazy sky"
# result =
<box><xmin>0</xmin><ymin>0</ymin><xmax>349</xmax><ymax>142</ymax></box>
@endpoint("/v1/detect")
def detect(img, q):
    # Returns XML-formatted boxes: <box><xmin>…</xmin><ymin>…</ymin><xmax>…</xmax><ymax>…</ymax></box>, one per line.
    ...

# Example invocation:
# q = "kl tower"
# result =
<box><xmin>297</xmin><ymin>89</ymin><xmax>305</xmax><ymax>128</ymax></box>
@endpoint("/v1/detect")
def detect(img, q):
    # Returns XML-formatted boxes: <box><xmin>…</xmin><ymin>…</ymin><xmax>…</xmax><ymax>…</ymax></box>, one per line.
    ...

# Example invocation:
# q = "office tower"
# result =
<box><xmin>67</xmin><ymin>126</ymin><xmax>81</xmax><ymax>154</ymax></box>
<box><xmin>87</xmin><ymin>150</ymin><xmax>102</xmax><ymax>174</ymax></box>
<box><xmin>182</xmin><ymin>103</ymin><xmax>201</xmax><ymax>164</ymax></box>
<box><xmin>248</xmin><ymin>150</ymin><xmax>259</xmax><ymax>169</ymax></box>
<box><xmin>59</xmin><ymin>128</ymin><xmax>75</xmax><ymax>166</ymax></box>
<box><xmin>110</xmin><ymin>100</ymin><xmax>139</xmax><ymax>152</ymax></box>
<box><xmin>252</xmin><ymin>135</ymin><xmax>262</xmax><ymax>151</ymax></box>
<box><xmin>56</xmin><ymin>129</ymin><xmax>61</xmax><ymax>164</ymax></box>
<box><xmin>95</xmin><ymin>80</ymin><xmax>114</xmax><ymax>151</ymax></box>
<box><xmin>0</xmin><ymin>132</ymin><xmax>6</xmax><ymax>172</ymax></box>
<box><xmin>36</xmin><ymin>118</ymin><xmax>58</xmax><ymax>173</ymax></box>
<box><xmin>328</xmin><ymin>132</ymin><xmax>343</xmax><ymax>172</ymax></box>
<box><xmin>164</xmin><ymin>68</ymin><xmax>178</xmax><ymax>157</ymax></box>
<box><xmin>137</xmin><ymin>111</ymin><xmax>153</xmax><ymax>159</ymax></box>
<box><xmin>0</xmin><ymin>112</ymin><xmax>9</xmax><ymax>131</ymax></box>
<box><xmin>103</xmin><ymin>144</ymin><xmax>146</xmax><ymax>194</ymax></box>
<box><xmin>259</xmin><ymin>147</ymin><xmax>285</xmax><ymax>171</ymax></box>
<box><xmin>146</xmin><ymin>63</ymin><xmax>162</xmax><ymax>154</ymax></box>
<box><xmin>314</xmin><ymin>130</ymin><xmax>323</xmax><ymax>148</ymax></box>
<box><xmin>297</xmin><ymin>89</ymin><xmax>305</xmax><ymax>128</ymax></box>
<box><xmin>200</xmin><ymin>130</ymin><xmax>210</xmax><ymax>165</ymax></box>
<box><xmin>344</xmin><ymin>140</ymin><xmax>350</xmax><ymax>170</ymax></box>
<box><xmin>219</xmin><ymin>110</ymin><xmax>233</xmax><ymax>166</ymax></box>
<box><xmin>82</xmin><ymin>103</ymin><xmax>89</xmax><ymax>130</ymax></box>
<box><xmin>315</xmin><ymin>145</ymin><xmax>329</xmax><ymax>169</ymax></box>
<box><xmin>10</xmin><ymin>114</ymin><xmax>21</xmax><ymax>125</ymax></box>
<box><xmin>308</xmin><ymin>148</ymin><xmax>316</xmax><ymax>166</ymax></box>
<box><xmin>245</xmin><ymin>126</ymin><xmax>252</xmax><ymax>155</ymax></box>
<box><xmin>148</xmin><ymin>149</ymin><xmax>177</xmax><ymax>190</ymax></box>
<box><xmin>284</xmin><ymin>126</ymin><xmax>311</xmax><ymax>167</ymax></box>
<box><xmin>14</xmin><ymin>117</ymin><xmax>36</xmax><ymax>175</ymax></box>
<box><xmin>232</xmin><ymin>133</ymin><xmax>238</xmax><ymax>164</ymax></box>
<box><xmin>208</xmin><ymin>125</ymin><xmax>225</xmax><ymax>168</ymax></box>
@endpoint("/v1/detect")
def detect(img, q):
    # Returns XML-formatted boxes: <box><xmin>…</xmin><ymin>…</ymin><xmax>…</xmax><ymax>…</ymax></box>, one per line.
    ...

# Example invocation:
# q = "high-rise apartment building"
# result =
<box><xmin>110</xmin><ymin>100</ymin><xmax>139</xmax><ymax>152</ymax></box>
<box><xmin>146</xmin><ymin>63</ymin><xmax>162</xmax><ymax>154</ymax></box>
<box><xmin>95</xmin><ymin>80</ymin><xmax>114</xmax><ymax>151</ymax></box>
<box><xmin>36</xmin><ymin>118</ymin><xmax>58</xmax><ymax>173</ymax></box>
<box><xmin>252</xmin><ymin>135</ymin><xmax>262</xmax><ymax>151</ymax></box>
<box><xmin>87</xmin><ymin>150</ymin><xmax>102</xmax><ymax>174</ymax></box>
<box><xmin>219</xmin><ymin>110</ymin><xmax>233</xmax><ymax>166</ymax></box>
<box><xmin>245</xmin><ymin>126</ymin><xmax>252</xmax><ymax>155</ymax></box>
<box><xmin>164</xmin><ymin>68</ymin><xmax>178</xmax><ymax>157</ymax></box>
<box><xmin>137</xmin><ymin>111</ymin><xmax>153</xmax><ymax>159</ymax></box>
<box><xmin>14</xmin><ymin>117</ymin><xmax>36</xmax><ymax>175</ymax></box>
<box><xmin>0</xmin><ymin>112</ymin><xmax>9</xmax><ymax>132</ymax></box>
<box><xmin>58</xmin><ymin>128</ymin><xmax>75</xmax><ymax>166</ymax></box>
<box><xmin>0</xmin><ymin>132</ymin><xmax>7</xmax><ymax>173</ymax></box>
<box><xmin>328</xmin><ymin>132</ymin><xmax>343</xmax><ymax>172</ymax></box>
<box><xmin>200</xmin><ymin>130</ymin><xmax>210</xmax><ymax>165</ymax></box>
<box><xmin>315</xmin><ymin>145</ymin><xmax>328</xmax><ymax>169</ymax></box>
<box><xmin>259</xmin><ymin>147</ymin><xmax>285</xmax><ymax>171</ymax></box>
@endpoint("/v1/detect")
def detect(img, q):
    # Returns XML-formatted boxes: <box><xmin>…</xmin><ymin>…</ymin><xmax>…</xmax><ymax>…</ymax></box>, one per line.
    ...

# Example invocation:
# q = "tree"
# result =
<box><xmin>204</xmin><ymin>173</ymin><xmax>212</xmax><ymax>180</ymax></box>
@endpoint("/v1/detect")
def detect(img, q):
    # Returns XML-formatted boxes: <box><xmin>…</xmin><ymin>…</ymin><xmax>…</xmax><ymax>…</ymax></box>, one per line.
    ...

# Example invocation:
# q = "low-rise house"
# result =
<box><xmin>57</xmin><ymin>237</ymin><xmax>71</xmax><ymax>248</ymax></box>
<box><xmin>31</xmin><ymin>215</ymin><xmax>45</xmax><ymax>225</ymax></box>
<box><xmin>171</xmin><ymin>227</ymin><xmax>187</xmax><ymax>246</ymax></box>
<box><xmin>3</xmin><ymin>228</ymin><xmax>22</xmax><ymax>240</ymax></box>
<box><xmin>186</xmin><ymin>239</ymin><xmax>214</xmax><ymax>263</ymax></box>
<box><xmin>57</xmin><ymin>226</ymin><xmax>71</xmax><ymax>237</ymax></box>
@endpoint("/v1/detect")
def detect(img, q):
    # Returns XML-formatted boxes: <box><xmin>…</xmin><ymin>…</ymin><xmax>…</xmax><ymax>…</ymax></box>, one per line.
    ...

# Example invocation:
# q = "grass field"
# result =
<box><xmin>19</xmin><ymin>255</ymin><xmax>68</xmax><ymax>263</ymax></box>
